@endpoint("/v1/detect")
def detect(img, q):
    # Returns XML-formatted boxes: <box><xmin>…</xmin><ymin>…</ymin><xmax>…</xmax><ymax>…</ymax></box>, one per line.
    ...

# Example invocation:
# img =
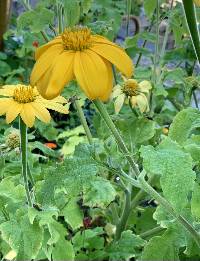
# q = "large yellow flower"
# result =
<box><xmin>30</xmin><ymin>26</ymin><xmax>133</xmax><ymax>101</ymax></box>
<box><xmin>0</xmin><ymin>84</ymin><xmax>69</xmax><ymax>127</ymax></box>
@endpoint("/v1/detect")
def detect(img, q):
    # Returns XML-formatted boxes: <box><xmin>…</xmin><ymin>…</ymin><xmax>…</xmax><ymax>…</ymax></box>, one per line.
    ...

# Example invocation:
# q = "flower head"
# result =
<box><xmin>0</xmin><ymin>84</ymin><xmax>69</xmax><ymax>127</ymax></box>
<box><xmin>30</xmin><ymin>26</ymin><xmax>133</xmax><ymax>101</ymax></box>
<box><xmin>112</xmin><ymin>78</ymin><xmax>152</xmax><ymax>114</ymax></box>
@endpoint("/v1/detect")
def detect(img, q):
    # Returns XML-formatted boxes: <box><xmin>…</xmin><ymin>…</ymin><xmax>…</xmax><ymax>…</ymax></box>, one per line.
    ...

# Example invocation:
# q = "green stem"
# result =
<box><xmin>126</xmin><ymin>0</ymin><xmax>131</xmax><ymax>37</ymax></box>
<box><xmin>115</xmin><ymin>188</ymin><xmax>131</xmax><ymax>240</ymax></box>
<box><xmin>74</xmin><ymin>98</ymin><xmax>93</xmax><ymax>144</ymax></box>
<box><xmin>193</xmin><ymin>91</ymin><xmax>199</xmax><ymax>109</ymax></box>
<box><xmin>153</xmin><ymin>0</ymin><xmax>160</xmax><ymax>85</ymax></box>
<box><xmin>93</xmin><ymin>99</ymin><xmax>140</xmax><ymax>177</ymax></box>
<box><xmin>19</xmin><ymin>118</ymin><xmax>32</xmax><ymax>207</ymax></box>
<box><xmin>138</xmin><ymin>174</ymin><xmax>200</xmax><ymax>248</ymax></box>
<box><xmin>182</xmin><ymin>0</ymin><xmax>200</xmax><ymax>64</ymax></box>
<box><xmin>57</xmin><ymin>3</ymin><xmax>64</xmax><ymax>34</ymax></box>
<box><xmin>140</xmin><ymin>226</ymin><xmax>165</xmax><ymax>239</ymax></box>
<box><xmin>27</xmin><ymin>163</ymin><xmax>35</xmax><ymax>187</ymax></box>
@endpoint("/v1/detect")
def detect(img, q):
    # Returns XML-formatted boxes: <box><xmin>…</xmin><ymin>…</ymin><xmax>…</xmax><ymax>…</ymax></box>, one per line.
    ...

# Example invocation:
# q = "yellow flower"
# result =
<box><xmin>0</xmin><ymin>84</ymin><xmax>69</xmax><ymax>127</ymax></box>
<box><xmin>30</xmin><ymin>26</ymin><xmax>133</xmax><ymax>101</ymax></box>
<box><xmin>112</xmin><ymin>79</ymin><xmax>152</xmax><ymax>113</ymax></box>
<box><xmin>194</xmin><ymin>0</ymin><xmax>200</xmax><ymax>6</ymax></box>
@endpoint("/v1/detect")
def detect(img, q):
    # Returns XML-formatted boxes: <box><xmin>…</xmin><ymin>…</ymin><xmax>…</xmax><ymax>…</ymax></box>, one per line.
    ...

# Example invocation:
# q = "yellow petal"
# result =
<box><xmin>136</xmin><ymin>94</ymin><xmax>149</xmax><ymax>113</ymax></box>
<box><xmin>30</xmin><ymin>44</ymin><xmax>64</xmax><ymax>86</ymax></box>
<box><xmin>6</xmin><ymin>101</ymin><xmax>22</xmax><ymax>124</ymax></box>
<box><xmin>41</xmin><ymin>100</ymin><xmax>69</xmax><ymax>114</ymax></box>
<box><xmin>139</xmin><ymin>80</ymin><xmax>152</xmax><ymax>93</ymax></box>
<box><xmin>36</xmin><ymin>51</ymin><xmax>74</xmax><ymax>99</ymax></box>
<box><xmin>74</xmin><ymin>50</ymin><xmax>111</xmax><ymax>100</ymax></box>
<box><xmin>114</xmin><ymin>93</ymin><xmax>125</xmax><ymax>114</ymax></box>
<box><xmin>51</xmin><ymin>96</ymin><xmax>68</xmax><ymax>103</ymax></box>
<box><xmin>31</xmin><ymin>101</ymin><xmax>51</xmax><ymax>123</ymax></box>
<box><xmin>130</xmin><ymin>96</ymin><xmax>137</xmax><ymax>107</ymax></box>
<box><xmin>0</xmin><ymin>86</ymin><xmax>15</xmax><ymax>96</ymax></box>
<box><xmin>20</xmin><ymin>103</ymin><xmax>36</xmax><ymax>127</ymax></box>
<box><xmin>35</xmin><ymin>36</ymin><xmax>62</xmax><ymax>60</ymax></box>
<box><xmin>100</xmin><ymin>59</ymin><xmax>113</xmax><ymax>101</ymax></box>
<box><xmin>90</xmin><ymin>43</ymin><xmax>133</xmax><ymax>78</ymax></box>
<box><xmin>91</xmin><ymin>35</ymin><xmax>119</xmax><ymax>47</ymax></box>
<box><xmin>0</xmin><ymin>98</ymin><xmax>13</xmax><ymax>115</ymax></box>
<box><xmin>111</xmin><ymin>85</ymin><xmax>122</xmax><ymax>99</ymax></box>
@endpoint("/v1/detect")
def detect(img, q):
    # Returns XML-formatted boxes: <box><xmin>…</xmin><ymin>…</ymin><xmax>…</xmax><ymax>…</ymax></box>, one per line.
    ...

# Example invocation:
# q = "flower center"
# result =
<box><xmin>61</xmin><ymin>26</ymin><xmax>92</xmax><ymax>51</ymax></box>
<box><xmin>122</xmin><ymin>79</ymin><xmax>139</xmax><ymax>97</ymax></box>
<box><xmin>13</xmin><ymin>85</ymin><xmax>36</xmax><ymax>103</ymax></box>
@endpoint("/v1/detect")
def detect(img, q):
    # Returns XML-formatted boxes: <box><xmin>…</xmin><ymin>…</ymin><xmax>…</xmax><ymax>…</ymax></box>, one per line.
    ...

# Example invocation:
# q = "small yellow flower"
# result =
<box><xmin>194</xmin><ymin>0</ymin><xmax>200</xmax><ymax>6</ymax></box>
<box><xmin>112</xmin><ymin>79</ymin><xmax>152</xmax><ymax>113</ymax></box>
<box><xmin>30</xmin><ymin>26</ymin><xmax>133</xmax><ymax>101</ymax></box>
<box><xmin>0</xmin><ymin>84</ymin><xmax>69</xmax><ymax>127</ymax></box>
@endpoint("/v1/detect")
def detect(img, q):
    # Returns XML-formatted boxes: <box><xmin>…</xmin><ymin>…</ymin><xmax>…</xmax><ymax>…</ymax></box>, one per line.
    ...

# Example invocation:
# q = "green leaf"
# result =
<box><xmin>17</xmin><ymin>7</ymin><xmax>54</xmax><ymax>33</ymax></box>
<box><xmin>0</xmin><ymin>211</ymin><xmax>43</xmax><ymax>260</ymax></box>
<box><xmin>61</xmin><ymin>197</ymin><xmax>83</xmax><ymax>230</ymax></box>
<box><xmin>144</xmin><ymin>0</ymin><xmax>157</xmax><ymax>19</ymax></box>
<box><xmin>72</xmin><ymin>227</ymin><xmax>104</xmax><ymax>252</ymax></box>
<box><xmin>140</xmin><ymin>138</ymin><xmax>195</xmax><ymax>213</ymax></box>
<box><xmin>52</xmin><ymin>238</ymin><xmax>74</xmax><ymax>261</ymax></box>
<box><xmin>191</xmin><ymin>182</ymin><xmax>200</xmax><ymax>220</ymax></box>
<box><xmin>64</xmin><ymin>0</ymin><xmax>80</xmax><ymax>27</ymax></box>
<box><xmin>169</xmin><ymin>108</ymin><xmax>200</xmax><ymax>145</ymax></box>
<box><xmin>0</xmin><ymin>61</ymin><xmax>11</xmax><ymax>76</ymax></box>
<box><xmin>83</xmin><ymin>177</ymin><xmax>116</xmax><ymax>208</ymax></box>
<box><xmin>141</xmin><ymin>234</ymin><xmax>179</xmax><ymax>261</ymax></box>
<box><xmin>118</xmin><ymin>118</ymin><xmax>156</xmax><ymax>145</ymax></box>
<box><xmin>28</xmin><ymin>207</ymin><xmax>59</xmax><ymax>226</ymax></box>
<box><xmin>106</xmin><ymin>230</ymin><xmax>145</xmax><ymax>260</ymax></box>
<box><xmin>0</xmin><ymin>177</ymin><xmax>25</xmax><ymax>203</ymax></box>
<box><xmin>37</xmin><ymin>143</ymin><xmax>99</xmax><ymax>206</ymax></box>
<box><xmin>81</xmin><ymin>0</ymin><xmax>93</xmax><ymax>13</ymax></box>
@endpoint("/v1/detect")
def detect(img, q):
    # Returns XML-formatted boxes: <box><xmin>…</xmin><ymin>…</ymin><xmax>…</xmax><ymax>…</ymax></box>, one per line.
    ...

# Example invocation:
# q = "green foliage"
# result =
<box><xmin>0</xmin><ymin>210</ymin><xmax>43</xmax><ymax>260</ymax></box>
<box><xmin>169</xmin><ymin>108</ymin><xmax>200</xmax><ymax>145</ymax></box>
<box><xmin>17</xmin><ymin>7</ymin><xmax>54</xmax><ymax>33</ymax></box>
<box><xmin>1</xmin><ymin>0</ymin><xmax>200</xmax><ymax>260</ymax></box>
<box><xmin>140</xmin><ymin>138</ymin><xmax>195</xmax><ymax>213</ymax></box>
<box><xmin>106</xmin><ymin>230</ymin><xmax>145</xmax><ymax>260</ymax></box>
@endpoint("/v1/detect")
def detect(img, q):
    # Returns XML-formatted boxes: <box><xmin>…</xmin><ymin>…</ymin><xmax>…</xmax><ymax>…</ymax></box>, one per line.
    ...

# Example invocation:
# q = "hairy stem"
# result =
<box><xmin>140</xmin><ymin>226</ymin><xmax>165</xmax><ymax>239</ymax></box>
<box><xmin>19</xmin><ymin>118</ymin><xmax>32</xmax><ymax>207</ymax></box>
<box><xmin>115</xmin><ymin>188</ymin><xmax>131</xmax><ymax>240</ymax></box>
<box><xmin>93</xmin><ymin>99</ymin><xmax>140</xmax><ymax>177</ymax></box>
<box><xmin>74</xmin><ymin>98</ymin><xmax>93</xmax><ymax>144</ymax></box>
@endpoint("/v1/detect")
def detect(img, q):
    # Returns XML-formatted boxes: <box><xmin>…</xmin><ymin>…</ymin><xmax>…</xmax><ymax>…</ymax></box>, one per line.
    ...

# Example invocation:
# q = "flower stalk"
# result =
<box><xmin>74</xmin><ymin>97</ymin><xmax>93</xmax><ymax>144</ymax></box>
<box><xmin>93</xmin><ymin>99</ymin><xmax>140</xmax><ymax>177</ymax></box>
<box><xmin>182</xmin><ymin>0</ymin><xmax>200</xmax><ymax>64</ymax></box>
<box><xmin>19</xmin><ymin>117</ymin><xmax>32</xmax><ymax>207</ymax></box>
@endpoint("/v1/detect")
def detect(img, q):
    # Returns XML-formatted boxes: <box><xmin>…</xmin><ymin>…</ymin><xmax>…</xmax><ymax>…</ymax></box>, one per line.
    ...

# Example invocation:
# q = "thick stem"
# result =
<box><xmin>115</xmin><ymin>188</ymin><xmax>131</xmax><ymax>240</ymax></box>
<box><xmin>74</xmin><ymin>98</ymin><xmax>93</xmax><ymax>144</ymax></box>
<box><xmin>138</xmin><ymin>175</ymin><xmax>200</xmax><ymax>248</ymax></box>
<box><xmin>140</xmin><ymin>226</ymin><xmax>165</xmax><ymax>239</ymax></box>
<box><xmin>93</xmin><ymin>99</ymin><xmax>140</xmax><ymax>177</ymax></box>
<box><xmin>182</xmin><ymin>0</ymin><xmax>200</xmax><ymax>64</ymax></box>
<box><xmin>19</xmin><ymin>118</ymin><xmax>32</xmax><ymax>207</ymax></box>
